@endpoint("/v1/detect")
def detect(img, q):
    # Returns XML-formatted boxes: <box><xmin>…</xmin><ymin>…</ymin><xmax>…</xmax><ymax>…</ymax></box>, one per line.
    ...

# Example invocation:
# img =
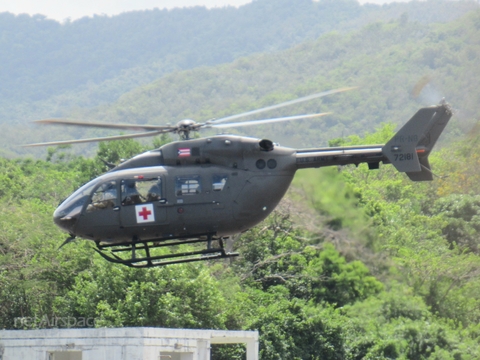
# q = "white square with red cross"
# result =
<box><xmin>135</xmin><ymin>204</ymin><xmax>155</xmax><ymax>223</ymax></box>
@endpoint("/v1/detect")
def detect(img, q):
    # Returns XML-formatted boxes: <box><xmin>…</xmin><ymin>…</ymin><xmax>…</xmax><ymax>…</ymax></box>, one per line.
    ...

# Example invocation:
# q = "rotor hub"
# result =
<box><xmin>176</xmin><ymin>119</ymin><xmax>198</xmax><ymax>139</ymax></box>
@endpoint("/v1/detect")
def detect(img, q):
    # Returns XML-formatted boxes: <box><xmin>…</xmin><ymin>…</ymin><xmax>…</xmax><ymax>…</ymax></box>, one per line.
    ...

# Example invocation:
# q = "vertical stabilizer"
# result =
<box><xmin>383</xmin><ymin>102</ymin><xmax>452</xmax><ymax>181</ymax></box>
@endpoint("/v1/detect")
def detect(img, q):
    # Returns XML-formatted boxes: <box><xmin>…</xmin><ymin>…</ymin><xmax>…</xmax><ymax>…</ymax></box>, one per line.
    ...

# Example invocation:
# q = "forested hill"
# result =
<box><xmin>0</xmin><ymin>0</ymin><xmax>478</xmax><ymax>124</ymax></box>
<box><xmin>15</xmin><ymin>7</ymin><xmax>480</xmax><ymax>158</ymax></box>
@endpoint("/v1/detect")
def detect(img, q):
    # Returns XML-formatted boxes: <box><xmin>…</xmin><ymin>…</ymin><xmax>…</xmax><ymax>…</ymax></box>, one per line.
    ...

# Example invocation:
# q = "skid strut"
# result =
<box><xmin>94</xmin><ymin>233</ymin><xmax>239</xmax><ymax>268</ymax></box>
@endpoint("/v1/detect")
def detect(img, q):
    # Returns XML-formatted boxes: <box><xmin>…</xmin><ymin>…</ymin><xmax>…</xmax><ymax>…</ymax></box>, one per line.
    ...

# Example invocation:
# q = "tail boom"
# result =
<box><xmin>296</xmin><ymin>145</ymin><xmax>385</xmax><ymax>169</ymax></box>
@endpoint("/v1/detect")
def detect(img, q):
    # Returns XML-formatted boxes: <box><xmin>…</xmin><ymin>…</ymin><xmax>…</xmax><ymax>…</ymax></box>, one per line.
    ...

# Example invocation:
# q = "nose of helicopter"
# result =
<box><xmin>53</xmin><ymin>205</ymin><xmax>81</xmax><ymax>234</ymax></box>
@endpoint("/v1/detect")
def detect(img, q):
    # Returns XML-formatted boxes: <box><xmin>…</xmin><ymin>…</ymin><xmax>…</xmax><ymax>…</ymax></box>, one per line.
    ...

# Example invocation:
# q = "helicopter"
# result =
<box><xmin>25</xmin><ymin>88</ymin><xmax>452</xmax><ymax>268</ymax></box>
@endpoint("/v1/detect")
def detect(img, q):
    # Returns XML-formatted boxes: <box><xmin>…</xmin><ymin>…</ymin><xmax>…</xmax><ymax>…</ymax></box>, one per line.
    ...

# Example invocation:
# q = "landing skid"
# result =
<box><xmin>94</xmin><ymin>233</ymin><xmax>239</xmax><ymax>268</ymax></box>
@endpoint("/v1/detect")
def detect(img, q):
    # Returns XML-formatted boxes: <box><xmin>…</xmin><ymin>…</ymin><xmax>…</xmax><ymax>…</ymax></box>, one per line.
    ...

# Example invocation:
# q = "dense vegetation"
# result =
<box><xmin>1</xmin><ymin>126</ymin><xmax>480</xmax><ymax>358</ymax></box>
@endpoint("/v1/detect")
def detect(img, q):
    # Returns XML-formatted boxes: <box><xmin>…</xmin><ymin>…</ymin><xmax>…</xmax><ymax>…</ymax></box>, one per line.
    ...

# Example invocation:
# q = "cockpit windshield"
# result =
<box><xmin>54</xmin><ymin>179</ymin><xmax>100</xmax><ymax>219</ymax></box>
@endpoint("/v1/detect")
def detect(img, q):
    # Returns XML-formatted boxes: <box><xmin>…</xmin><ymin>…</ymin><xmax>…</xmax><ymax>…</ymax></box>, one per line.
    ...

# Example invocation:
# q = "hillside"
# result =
<box><xmin>0</xmin><ymin>0</ymin><xmax>478</xmax><ymax>128</ymax></box>
<box><xmin>13</xmin><ymin>7</ymin><xmax>480</xmax><ymax>159</ymax></box>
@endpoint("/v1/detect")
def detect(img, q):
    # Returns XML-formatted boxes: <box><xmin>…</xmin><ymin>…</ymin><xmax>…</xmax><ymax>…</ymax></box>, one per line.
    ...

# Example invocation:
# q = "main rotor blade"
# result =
<box><xmin>34</xmin><ymin>119</ymin><xmax>173</xmax><ymax>132</ymax></box>
<box><xmin>209</xmin><ymin>112</ymin><xmax>331</xmax><ymax>129</ymax></box>
<box><xmin>206</xmin><ymin>87</ymin><xmax>356</xmax><ymax>125</ymax></box>
<box><xmin>23</xmin><ymin>130</ymin><xmax>171</xmax><ymax>147</ymax></box>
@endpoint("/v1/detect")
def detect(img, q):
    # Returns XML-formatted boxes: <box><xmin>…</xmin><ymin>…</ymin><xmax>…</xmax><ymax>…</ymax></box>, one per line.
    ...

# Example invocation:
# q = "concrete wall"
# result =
<box><xmin>0</xmin><ymin>327</ymin><xmax>258</xmax><ymax>360</ymax></box>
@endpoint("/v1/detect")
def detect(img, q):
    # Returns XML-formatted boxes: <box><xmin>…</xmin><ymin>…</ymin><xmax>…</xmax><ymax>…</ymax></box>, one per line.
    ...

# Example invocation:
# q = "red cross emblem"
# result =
<box><xmin>138</xmin><ymin>207</ymin><xmax>152</xmax><ymax>220</ymax></box>
<box><xmin>135</xmin><ymin>204</ymin><xmax>155</xmax><ymax>223</ymax></box>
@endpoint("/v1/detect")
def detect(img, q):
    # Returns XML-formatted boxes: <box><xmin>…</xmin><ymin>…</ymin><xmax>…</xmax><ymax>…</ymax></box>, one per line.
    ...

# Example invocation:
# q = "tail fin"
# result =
<box><xmin>383</xmin><ymin>102</ymin><xmax>452</xmax><ymax>181</ymax></box>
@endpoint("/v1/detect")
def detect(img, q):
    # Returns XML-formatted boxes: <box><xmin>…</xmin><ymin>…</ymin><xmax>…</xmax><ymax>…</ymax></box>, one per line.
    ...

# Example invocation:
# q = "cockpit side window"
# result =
<box><xmin>212</xmin><ymin>174</ymin><xmax>228</xmax><ymax>191</ymax></box>
<box><xmin>86</xmin><ymin>181</ymin><xmax>117</xmax><ymax>212</ymax></box>
<box><xmin>175</xmin><ymin>175</ymin><xmax>201</xmax><ymax>196</ymax></box>
<box><xmin>121</xmin><ymin>178</ymin><xmax>162</xmax><ymax>206</ymax></box>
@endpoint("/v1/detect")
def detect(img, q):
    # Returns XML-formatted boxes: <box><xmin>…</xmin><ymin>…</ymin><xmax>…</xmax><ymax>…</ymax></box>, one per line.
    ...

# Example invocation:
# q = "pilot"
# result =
<box><xmin>122</xmin><ymin>180</ymin><xmax>143</xmax><ymax>205</ymax></box>
<box><xmin>99</xmin><ymin>189</ymin><xmax>116</xmax><ymax>208</ymax></box>
<box><xmin>87</xmin><ymin>183</ymin><xmax>117</xmax><ymax>211</ymax></box>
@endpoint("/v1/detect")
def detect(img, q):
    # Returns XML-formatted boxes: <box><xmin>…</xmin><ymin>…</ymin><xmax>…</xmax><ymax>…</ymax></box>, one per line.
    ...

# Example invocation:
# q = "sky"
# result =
<box><xmin>0</xmin><ymin>0</ymin><xmax>412</xmax><ymax>22</ymax></box>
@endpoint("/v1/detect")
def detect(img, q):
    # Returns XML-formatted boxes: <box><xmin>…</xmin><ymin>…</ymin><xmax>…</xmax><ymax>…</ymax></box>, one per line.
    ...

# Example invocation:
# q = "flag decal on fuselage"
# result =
<box><xmin>178</xmin><ymin>148</ymin><xmax>191</xmax><ymax>157</ymax></box>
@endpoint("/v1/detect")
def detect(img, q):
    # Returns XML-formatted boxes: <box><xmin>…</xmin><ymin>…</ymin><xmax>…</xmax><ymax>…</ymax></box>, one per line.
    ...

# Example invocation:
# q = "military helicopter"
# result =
<box><xmin>25</xmin><ymin>88</ymin><xmax>452</xmax><ymax>267</ymax></box>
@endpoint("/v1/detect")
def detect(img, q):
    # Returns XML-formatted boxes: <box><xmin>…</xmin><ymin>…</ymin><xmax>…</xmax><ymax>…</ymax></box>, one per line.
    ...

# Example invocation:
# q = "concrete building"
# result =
<box><xmin>0</xmin><ymin>327</ymin><xmax>259</xmax><ymax>360</ymax></box>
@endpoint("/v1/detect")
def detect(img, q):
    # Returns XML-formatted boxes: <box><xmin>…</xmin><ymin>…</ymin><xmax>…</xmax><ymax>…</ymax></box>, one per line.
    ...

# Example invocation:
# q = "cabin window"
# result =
<box><xmin>176</xmin><ymin>175</ymin><xmax>201</xmax><ymax>196</ymax></box>
<box><xmin>121</xmin><ymin>178</ymin><xmax>162</xmax><ymax>206</ymax></box>
<box><xmin>212</xmin><ymin>174</ymin><xmax>228</xmax><ymax>191</ymax></box>
<box><xmin>86</xmin><ymin>181</ymin><xmax>117</xmax><ymax>212</ymax></box>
